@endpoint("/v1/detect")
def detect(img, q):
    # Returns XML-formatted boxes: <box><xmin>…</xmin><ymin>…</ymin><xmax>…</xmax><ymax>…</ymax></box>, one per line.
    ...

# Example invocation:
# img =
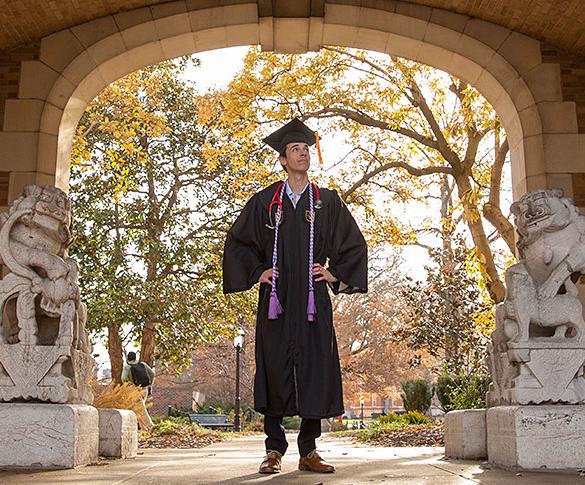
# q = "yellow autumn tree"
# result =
<box><xmin>69</xmin><ymin>57</ymin><xmax>258</xmax><ymax>378</ymax></box>
<box><xmin>204</xmin><ymin>46</ymin><xmax>514</xmax><ymax>303</ymax></box>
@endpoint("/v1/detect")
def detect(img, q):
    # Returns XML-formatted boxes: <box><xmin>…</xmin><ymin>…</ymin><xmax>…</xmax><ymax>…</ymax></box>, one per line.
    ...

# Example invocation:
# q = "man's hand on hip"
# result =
<box><xmin>313</xmin><ymin>263</ymin><xmax>338</xmax><ymax>283</ymax></box>
<box><xmin>259</xmin><ymin>268</ymin><xmax>279</xmax><ymax>284</ymax></box>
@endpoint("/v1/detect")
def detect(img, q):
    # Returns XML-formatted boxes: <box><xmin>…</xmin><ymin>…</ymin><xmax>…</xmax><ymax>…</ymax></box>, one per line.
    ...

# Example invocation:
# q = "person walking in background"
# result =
<box><xmin>122</xmin><ymin>351</ymin><xmax>155</xmax><ymax>430</ymax></box>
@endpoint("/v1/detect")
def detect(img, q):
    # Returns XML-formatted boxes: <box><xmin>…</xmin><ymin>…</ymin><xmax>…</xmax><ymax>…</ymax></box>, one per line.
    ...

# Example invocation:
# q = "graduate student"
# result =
<box><xmin>223</xmin><ymin>118</ymin><xmax>368</xmax><ymax>474</ymax></box>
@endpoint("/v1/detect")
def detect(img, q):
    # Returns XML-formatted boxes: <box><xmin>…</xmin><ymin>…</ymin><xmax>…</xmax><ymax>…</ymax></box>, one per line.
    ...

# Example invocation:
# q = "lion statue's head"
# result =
<box><xmin>3</xmin><ymin>185</ymin><xmax>72</xmax><ymax>257</ymax></box>
<box><xmin>511</xmin><ymin>189</ymin><xmax>582</xmax><ymax>251</ymax></box>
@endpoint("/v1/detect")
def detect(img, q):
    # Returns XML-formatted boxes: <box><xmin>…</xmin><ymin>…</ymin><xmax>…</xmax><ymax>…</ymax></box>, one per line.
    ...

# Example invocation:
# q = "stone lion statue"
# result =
<box><xmin>0</xmin><ymin>185</ymin><xmax>93</xmax><ymax>403</ymax></box>
<box><xmin>488</xmin><ymin>189</ymin><xmax>585</xmax><ymax>406</ymax></box>
<box><xmin>494</xmin><ymin>189</ymin><xmax>585</xmax><ymax>345</ymax></box>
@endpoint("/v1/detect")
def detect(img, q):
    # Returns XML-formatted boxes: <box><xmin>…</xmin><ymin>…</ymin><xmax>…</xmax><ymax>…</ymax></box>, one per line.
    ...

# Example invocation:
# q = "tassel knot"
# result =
<box><xmin>307</xmin><ymin>288</ymin><xmax>316</xmax><ymax>322</ymax></box>
<box><xmin>268</xmin><ymin>289</ymin><xmax>284</xmax><ymax>320</ymax></box>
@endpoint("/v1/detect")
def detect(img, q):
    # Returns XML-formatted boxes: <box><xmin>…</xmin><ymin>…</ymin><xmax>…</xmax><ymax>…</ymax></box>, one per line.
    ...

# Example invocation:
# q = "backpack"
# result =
<box><xmin>130</xmin><ymin>362</ymin><xmax>151</xmax><ymax>387</ymax></box>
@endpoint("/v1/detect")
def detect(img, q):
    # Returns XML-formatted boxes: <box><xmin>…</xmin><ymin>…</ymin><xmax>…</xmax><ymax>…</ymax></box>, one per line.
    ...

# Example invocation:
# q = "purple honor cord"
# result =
<box><xmin>267</xmin><ymin>180</ymin><xmax>317</xmax><ymax>322</ymax></box>
<box><xmin>268</xmin><ymin>182</ymin><xmax>285</xmax><ymax>320</ymax></box>
<box><xmin>307</xmin><ymin>181</ymin><xmax>316</xmax><ymax>322</ymax></box>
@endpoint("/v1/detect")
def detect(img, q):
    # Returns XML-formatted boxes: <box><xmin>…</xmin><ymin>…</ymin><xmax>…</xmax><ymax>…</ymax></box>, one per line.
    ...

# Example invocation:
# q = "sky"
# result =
<box><xmin>183</xmin><ymin>46</ymin><xmax>250</xmax><ymax>93</ymax></box>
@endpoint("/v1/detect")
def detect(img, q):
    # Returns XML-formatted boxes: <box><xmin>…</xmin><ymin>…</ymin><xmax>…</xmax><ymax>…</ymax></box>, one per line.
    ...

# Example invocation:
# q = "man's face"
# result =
<box><xmin>280</xmin><ymin>142</ymin><xmax>310</xmax><ymax>173</ymax></box>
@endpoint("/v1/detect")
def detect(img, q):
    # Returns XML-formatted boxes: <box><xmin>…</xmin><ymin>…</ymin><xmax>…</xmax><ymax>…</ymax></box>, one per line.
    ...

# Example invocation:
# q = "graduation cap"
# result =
<box><xmin>263</xmin><ymin>118</ymin><xmax>324</xmax><ymax>164</ymax></box>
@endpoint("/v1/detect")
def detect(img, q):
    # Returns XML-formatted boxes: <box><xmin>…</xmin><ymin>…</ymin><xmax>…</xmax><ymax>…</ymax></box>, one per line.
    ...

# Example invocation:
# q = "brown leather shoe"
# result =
<box><xmin>259</xmin><ymin>450</ymin><xmax>282</xmax><ymax>474</ymax></box>
<box><xmin>298</xmin><ymin>450</ymin><xmax>335</xmax><ymax>473</ymax></box>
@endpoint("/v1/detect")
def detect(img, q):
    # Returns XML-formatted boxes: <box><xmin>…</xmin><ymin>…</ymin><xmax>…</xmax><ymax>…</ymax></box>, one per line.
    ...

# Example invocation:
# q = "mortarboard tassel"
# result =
<box><xmin>315</xmin><ymin>131</ymin><xmax>324</xmax><ymax>165</ymax></box>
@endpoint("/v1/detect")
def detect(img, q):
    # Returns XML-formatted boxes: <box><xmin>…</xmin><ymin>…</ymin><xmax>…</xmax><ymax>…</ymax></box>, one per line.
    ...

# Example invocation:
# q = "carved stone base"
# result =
<box><xmin>444</xmin><ymin>409</ymin><xmax>487</xmax><ymax>460</ymax></box>
<box><xmin>98</xmin><ymin>408</ymin><xmax>138</xmax><ymax>458</ymax></box>
<box><xmin>0</xmin><ymin>403</ymin><xmax>98</xmax><ymax>469</ymax></box>
<box><xmin>487</xmin><ymin>341</ymin><xmax>585</xmax><ymax>406</ymax></box>
<box><xmin>487</xmin><ymin>405</ymin><xmax>585</xmax><ymax>470</ymax></box>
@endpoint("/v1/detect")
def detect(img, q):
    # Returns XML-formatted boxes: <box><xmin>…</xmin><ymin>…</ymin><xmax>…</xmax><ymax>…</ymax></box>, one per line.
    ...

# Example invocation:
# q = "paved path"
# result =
<box><xmin>1</xmin><ymin>434</ymin><xmax>583</xmax><ymax>484</ymax></box>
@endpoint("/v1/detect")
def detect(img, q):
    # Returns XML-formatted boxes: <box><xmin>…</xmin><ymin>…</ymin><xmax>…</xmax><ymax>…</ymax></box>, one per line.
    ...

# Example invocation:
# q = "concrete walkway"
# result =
<box><xmin>1</xmin><ymin>434</ymin><xmax>583</xmax><ymax>484</ymax></box>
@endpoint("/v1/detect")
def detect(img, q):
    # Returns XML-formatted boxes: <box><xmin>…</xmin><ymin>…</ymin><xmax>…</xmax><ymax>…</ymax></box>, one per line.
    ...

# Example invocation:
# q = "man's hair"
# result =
<box><xmin>127</xmin><ymin>351</ymin><xmax>137</xmax><ymax>361</ymax></box>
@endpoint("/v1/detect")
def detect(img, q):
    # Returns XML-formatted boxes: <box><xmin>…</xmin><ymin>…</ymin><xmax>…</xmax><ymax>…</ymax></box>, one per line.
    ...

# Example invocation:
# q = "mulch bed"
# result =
<box><xmin>138</xmin><ymin>423</ymin><xmax>444</xmax><ymax>449</ymax></box>
<box><xmin>356</xmin><ymin>423</ymin><xmax>444</xmax><ymax>447</ymax></box>
<box><xmin>139</xmin><ymin>430</ymin><xmax>225</xmax><ymax>449</ymax></box>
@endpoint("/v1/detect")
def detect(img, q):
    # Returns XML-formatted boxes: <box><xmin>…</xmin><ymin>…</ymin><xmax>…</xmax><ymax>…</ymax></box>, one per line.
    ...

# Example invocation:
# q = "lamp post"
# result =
<box><xmin>360</xmin><ymin>398</ymin><xmax>365</xmax><ymax>428</ymax></box>
<box><xmin>233</xmin><ymin>327</ymin><xmax>245</xmax><ymax>432</ymax></box>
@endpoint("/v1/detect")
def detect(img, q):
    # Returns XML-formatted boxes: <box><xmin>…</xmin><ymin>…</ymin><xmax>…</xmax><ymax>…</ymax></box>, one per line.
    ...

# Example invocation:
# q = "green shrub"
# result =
<box><xmin>357</xmin><ymin>411</ymin><xmax>431</xmax><ymax>441</ymax></box>
<box><xmin>449</xmin><ymin>375</ymin><xmax>491</xmax><ymax>410</ymax></box>
<box><xmin>403</xmin><ymin>410</ymin><xmax>431</xmax><ymax>425</ymax></box>
<box><xmin>436</xmin><ymin>374</ymin><xmax>490</xmax><ymax>411</ymax></box>
<box><xmin>436</xmin><ymin>375</ymin><xmax>461</xmax><ymax>412</ymax></box>
<box><xmin>152</xmin><ymin>417</ymin><xmax>190</xmax><ymax>436</ymax></box>
<box><xmin>379</xmin><ymin>411</ymin><xmax>430</xmax><ymax>426</ymax></box>
<box><xmin>400</xmin><ymin>379</ymin><xmax>432</xmax><ymax>413</ymax></box>
<box><xmin>166</xmin><ymin>415</ymin><xmax>190</xmax><ymax>425</ymax></box>
<box><xmin>378</xmin><ymin>413</ymin><xmax>402</xmax><ymax>425</ymax></box>
<box><xmin>282</xmin><ymin>416</ymin><xmax>301</xmax><ymax>430</ymax></box>
<box><xmin>244</xmin><ymin>420</ymin><xmax>264</xmax><ymax>432</ymax></box>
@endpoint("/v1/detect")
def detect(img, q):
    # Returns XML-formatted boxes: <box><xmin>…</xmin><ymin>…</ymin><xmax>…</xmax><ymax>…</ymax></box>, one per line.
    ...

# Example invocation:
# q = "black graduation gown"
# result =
<box><xmin>223</xmin><ymin>181</ymin><xmax>368</xmax><ymax>419</ymax></box>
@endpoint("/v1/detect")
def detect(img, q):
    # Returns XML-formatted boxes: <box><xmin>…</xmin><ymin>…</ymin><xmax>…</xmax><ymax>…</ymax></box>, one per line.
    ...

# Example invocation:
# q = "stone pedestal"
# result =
<box><xmin>0</xmin><ymin>403</ymin><xmax>99</xmax><ymax>469</ymax></box>
<box><xmin>98</xmin><ymin>408</ymin><xmax>138</xmax><ymax>458</ymax></box>
<box><xmin>488</xmin><ymin>342</ymin><xmax>585</xmax><ymax>406</ymax></box>
<box><xmin>487</xmin><ymin>405</ymin><xmax>585</xmax><ymax>470</ymax></box>
<box><xmin>444</xmin><ymin>409</ymin><xmax>487</xmax><ymax>460</ymax></box>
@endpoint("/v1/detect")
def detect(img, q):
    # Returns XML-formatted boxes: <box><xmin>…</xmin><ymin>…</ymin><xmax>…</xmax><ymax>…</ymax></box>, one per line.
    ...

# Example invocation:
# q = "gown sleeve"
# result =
<box><xmin>223</xmin><ymin>194</ymin><xmax>267</xmax><ymax>294</ymax></box>
<box><xmin>327</xmin><ymin>191</ymin><xmax>368</xmax><ymax>295</ymax></box>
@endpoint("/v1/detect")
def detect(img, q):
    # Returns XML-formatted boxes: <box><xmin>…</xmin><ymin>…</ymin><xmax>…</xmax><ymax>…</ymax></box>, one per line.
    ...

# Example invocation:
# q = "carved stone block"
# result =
<box><xmin>444</xmin><ymin>409</ymin><xmax>487</xmax><ymax>460</ymax></box>
<box><xmin>98</xmin><ymin>408</ymin><xmax>138</xmax><ymax>458</ymax></box>
<box><xmin>0</xmin><ymin>403</ymin><xmax>99</xmax><ymax>468</ymax></box>
<box><xmin>487</xmin><ymin>405</ymin><xmax>585</xmax><ymax>470</ymax></box>
<box><xmin>488</xmin><ymin>341</ymin><xmax>585</xmax><ymax>406</ymax></box>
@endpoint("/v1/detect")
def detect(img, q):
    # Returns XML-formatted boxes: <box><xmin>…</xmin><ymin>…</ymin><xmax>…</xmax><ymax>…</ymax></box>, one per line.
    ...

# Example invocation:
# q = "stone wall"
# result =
<box><xmin>0</xmin><ymin>1</ymin><xmax>583</xmax><ymax>205</ymax></box>
<box><xmin>0</xmin><ymin>43</ymin><xmax>39</xmax><ymax>131</ymax></box>
<box><xmin>541</xmin><ymin>43</ymin><xmax>585</xmax><ymax>208</ymax></box>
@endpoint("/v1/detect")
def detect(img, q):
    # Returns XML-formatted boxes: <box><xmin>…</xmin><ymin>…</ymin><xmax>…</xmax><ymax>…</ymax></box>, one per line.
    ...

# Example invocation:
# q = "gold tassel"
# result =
<box><xmin>315</xmin><ymin>131</ymin><xmax>324</xmax><ymax>165</ymax></box>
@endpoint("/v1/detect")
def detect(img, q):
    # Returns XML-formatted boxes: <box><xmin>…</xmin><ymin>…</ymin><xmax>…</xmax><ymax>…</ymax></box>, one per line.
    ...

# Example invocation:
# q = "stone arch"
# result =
<box><xmin>1</xmin><ymin>0</ymin><xmax>580</xmax><ymax>203</ymax></box>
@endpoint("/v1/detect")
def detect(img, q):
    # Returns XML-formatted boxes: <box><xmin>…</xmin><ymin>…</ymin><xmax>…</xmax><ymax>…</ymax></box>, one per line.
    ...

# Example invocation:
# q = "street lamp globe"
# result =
<box><xmin>233</xmin><ymin>327</ymin><xmax>245</xmax><ymax>349</ymax></box>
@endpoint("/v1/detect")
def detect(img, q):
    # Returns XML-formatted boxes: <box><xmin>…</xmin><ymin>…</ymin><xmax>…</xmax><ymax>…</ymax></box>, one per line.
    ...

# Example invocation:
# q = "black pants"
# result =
<box><xmin>264</xmin><ymin>416</ymin><xmax>321</xmax><ymax>457</ymax></box>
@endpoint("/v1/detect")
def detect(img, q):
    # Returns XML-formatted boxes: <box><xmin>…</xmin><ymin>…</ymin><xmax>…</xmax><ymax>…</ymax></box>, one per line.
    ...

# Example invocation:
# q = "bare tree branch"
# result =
<box><xmin>341</xmin><ymin>148</ymin><xmax>453</xmax><ymax>201</ymax></box>
<box><xmin>301</xmin><ymin>107</ymin><xmax>441</xmax><ymax>152</ymax></box>
<box><xmin>483</xmin><ymin>131</ymin><xmax>515</xmax><ymax>253</ymax></box>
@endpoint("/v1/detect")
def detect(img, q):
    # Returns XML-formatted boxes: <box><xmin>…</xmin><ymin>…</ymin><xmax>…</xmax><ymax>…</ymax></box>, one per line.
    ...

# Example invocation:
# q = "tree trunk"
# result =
<box><xmin>140</xmin><ymin>321</ymin><xmax>156</xmax><ymax>367</ymax></box>
<box><xmin>455</xmin><ymin>173</ymin><xmax>506</xmax><ymax>303</ymax></box>
<box><xmin>108</xmin><ymin>322</ymin><xmax>123</xmax><ymax>384</ymax></box>
<box><xmin>483</xmin><ymin>203</ymin><xmax>516</xmax><ymax>254</ymax></box>
<box><xmin>439</xmin><ymin>175</ymin><xmax>461</xmax><ymax>365</ymax></box>
<box><xmin>140</xmin><ymin>147</ymin><xmax>159</xmax><ymax>369</ymax></box>
<box><xmin>439</xmin><ymin>174</ymin><xmax>454</xmax><ymax>259</ymax></box>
